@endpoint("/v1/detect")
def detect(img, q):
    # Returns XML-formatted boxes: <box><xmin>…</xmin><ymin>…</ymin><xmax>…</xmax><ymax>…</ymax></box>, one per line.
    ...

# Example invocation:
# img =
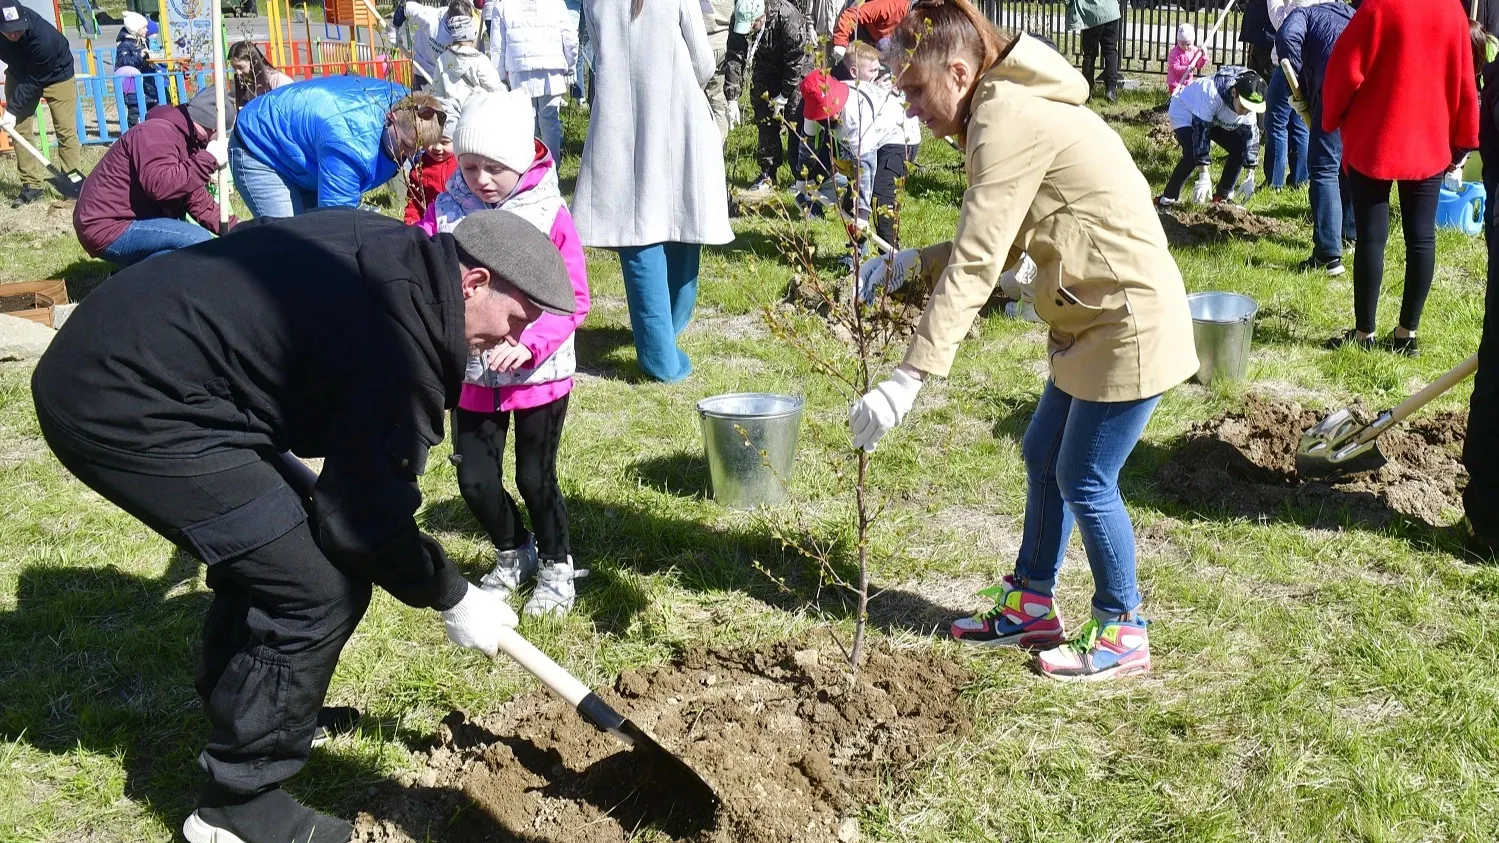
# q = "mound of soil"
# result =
<box><xmin>1157</xmin><ymin>395</ymin><xmax>1468</xmax><ymax>528</ymax></box>
<box><xmin>1107</xmin><ymin>104</ymin><xmax>1176</xmax><ymax>147</ymax></box>
<box><xmin>354</xmin><ymin>637</ymin><xmax>973</xmax><ymax>843</ymax></box>
<box><xmin>1158</xmin><ymin>203</ymin><xmax>1294</xmax><ymax>248</ymax></box>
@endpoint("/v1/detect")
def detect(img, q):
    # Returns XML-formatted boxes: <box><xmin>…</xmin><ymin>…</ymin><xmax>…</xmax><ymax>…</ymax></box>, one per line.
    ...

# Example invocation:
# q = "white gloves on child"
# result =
<box><xmin>998</xmin><ymin>252</ymin><xmax>1037</xmax><ymax>302</ymax></box>
<box><xmin>1445</xmin><ymin>167</ymin><xmax>1465</xmax><ymax>192</ymax></box>
<box><xmin>206</xmin><ymin>138</ymin><xmax>229</xmax><ymax>169</ymax></box>
<box><xmin>441</xmin><ymin>582</ymin><xmax>518</xmax><ymax>657</ymax></box>
<box><xmin>1193</xmin><ymin>168</ymin><xmax>1213</xmax><ymax>204</ymax></box>
<box><xmin>832</xmin><ymin>45</ymin><xmax>847</xmax><ymax>62</ymax></box>
<box><xmin>727</xmin><ymin>101</ymin><xmax>741</xmax><ymax>131</ymax></box>
<box><xmin>858</xmin><ymin>248</ymin><xmax>921</xmax><ymax>302</ymax></box>
<box><xmin>850</xmin><ymin>368</ymin><xmax>923</xmax><ymax>452</ymax></box>
<box><xmin>1237</xmin><ymin>171</ymin><xmax>1256</xmax><ymax>204</ymax></box>
<box><xmin>0</xmin><ymin>110</ymin><xmax>16</xmax><ymax>132</ymax></box>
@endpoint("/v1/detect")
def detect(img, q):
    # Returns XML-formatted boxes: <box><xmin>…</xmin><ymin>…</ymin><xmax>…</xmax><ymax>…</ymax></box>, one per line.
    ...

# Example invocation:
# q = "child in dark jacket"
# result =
<box><xmin>115</xmin><ymin>13</ymin><xmax>160</xmax><ymax>129</ymax></box>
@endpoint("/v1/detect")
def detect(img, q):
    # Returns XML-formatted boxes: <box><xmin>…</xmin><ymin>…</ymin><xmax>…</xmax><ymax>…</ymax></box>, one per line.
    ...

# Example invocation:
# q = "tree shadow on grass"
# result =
<box><xmin>0</xmin><ymin>547</ymin><xmax>535</xmax><ymax>841</ymax></box>
<box><xmin>631</xmin><ymin>450</ymin><xmax>712</xmax><ymax>500</ymax></box>
<box><xmin>573</xmin><ymin>324</ymin><xmax>641</xmax><ymax>381</ymax></box>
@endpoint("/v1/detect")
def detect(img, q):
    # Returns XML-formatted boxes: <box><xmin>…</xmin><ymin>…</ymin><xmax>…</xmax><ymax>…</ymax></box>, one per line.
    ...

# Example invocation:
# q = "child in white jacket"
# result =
<box><xmin>436</xmin><ymin>11</ymin><xmax>505</xmax><ymax>109</ymax></box>
<box><xmin>486</xmin><ymin>0</ymin><xmax>579</xmax><ymax>161</ymax></box>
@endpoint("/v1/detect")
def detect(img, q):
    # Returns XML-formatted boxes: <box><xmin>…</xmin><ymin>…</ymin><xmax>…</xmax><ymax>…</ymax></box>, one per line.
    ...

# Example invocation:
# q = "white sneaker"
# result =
<box><xmin>523</xmin><ymin>557</ymin><xmax>589</xmax><ymax>617</ymax></box>
<box><xmin>479</xmin><ymin>537</ymin><xmax>538</xmax><ymax>598</ymax></box>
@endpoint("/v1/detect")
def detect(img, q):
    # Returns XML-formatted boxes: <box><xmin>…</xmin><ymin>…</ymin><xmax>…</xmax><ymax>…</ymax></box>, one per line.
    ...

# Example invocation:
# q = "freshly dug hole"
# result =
<box><xmin>354</xmin><ymin>636</ymin><xmax>973</xmax><ymax>843</ymax></box>
<box><xmin>1157</xmin><ymin>203</ymin><xmax>1295</xmax><ymax>247</ymax></box>
<box><xmin>1157</xmin><ymin>395</ymin><xmax>1467</xmax><ymax>528</ymax></box>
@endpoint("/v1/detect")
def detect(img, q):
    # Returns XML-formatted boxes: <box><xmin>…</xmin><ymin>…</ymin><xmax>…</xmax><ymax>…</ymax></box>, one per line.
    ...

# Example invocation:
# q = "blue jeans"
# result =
<box><xmin>230</xmin><ymin>133</ymin><xmax>317</xmax><ymax>219</ymax></box>
<box><xmin>99</xmin><ymin>217</ymin><xmax>215</xmax><ymax>266</ymax></box>
<box><xmin>617</xmin><ymin>243</ymin><xmax>699</xmax><ymax>382</ymax></box>
<box><xmin>1265</xmin><ymin>68</ymin><xmax>1308</xmax><ymax>189</ymax></box>
<box><xmin>1015</xmin><ymin>381</ymin><xmax>1161</xmax><ymax>620</ymax></box>
<box><xmin>1307</xmin><ymin>97</ymin><xmax>1355</xmax><ymax>261</ymax></box>
<box><xmin>534</xmin><ymin>95</ymin><xmax>563</xmax><ymax>163</ymax></box>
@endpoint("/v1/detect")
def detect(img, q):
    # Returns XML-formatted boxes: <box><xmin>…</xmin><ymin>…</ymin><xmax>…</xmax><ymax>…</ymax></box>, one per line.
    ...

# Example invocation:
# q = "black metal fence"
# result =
<box><xmin>977</xmin><ymin>1</ymin><xmax>1249</xmax><ymax>78</ymax></box>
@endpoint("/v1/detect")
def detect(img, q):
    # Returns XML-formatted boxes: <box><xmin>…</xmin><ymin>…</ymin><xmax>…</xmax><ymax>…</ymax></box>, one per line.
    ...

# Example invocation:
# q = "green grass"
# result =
<box><xmin>3</xmin><ymin>90</ymin><xmax>1499</xmax><ymax>842</ymax></box>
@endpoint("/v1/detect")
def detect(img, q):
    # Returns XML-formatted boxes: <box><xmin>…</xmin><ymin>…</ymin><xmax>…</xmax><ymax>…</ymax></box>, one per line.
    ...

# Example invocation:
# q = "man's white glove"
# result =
<box><xmin>850</xmin><ymin>368</ymin><xmax>923</xmax><ymax>452</ymax></box>
<box><xmin>727</xmin><ymin>100</ymin><xmax>741</xmax><ymax>131</ymax></box>
<box><xmin>1192</xmin><ymin>167</ymin><xmax>1213</xmax><ymax>204</ymax></box>
<box><xmin>832</xmin><ymin>45</ymin><xmax>847</xmax><ymax>62</ymax></box>
<box><xmin>205</xmin><ymin>138</ymin><xmax>229</xmax><ymax>169</ymax></box>
<box><xmin>771</xmin><ymin>95</ymin><xmax>788</xmax><ymax>111</ymax></box>
<box><xmin>441</xmin><ymin>582</ymin><xmax>518</xmax><ymax>656</ymax></box>
<box><xmin>997</xmin><ymin>252</ymin><xmax>1037</xmax><ymax>301</ymax></box>
<box><xmin>0</xmin><ymin>110</ymin><xmax>16</xmax><ymax>132</ymax></box>
<box><xmin>1237</xmin><ymin>170</ymin><xmax>1256</xmax><ymax>203</ymax></box>
<box><xmin>1289</xmin><ymin>94</ymin><xmax>1309</xmax><ymax>122</ymax></box>
<box><xmin>857</xmin><ymin>247</ymin><xmax>921</xmax><ymax>302</ymax></box>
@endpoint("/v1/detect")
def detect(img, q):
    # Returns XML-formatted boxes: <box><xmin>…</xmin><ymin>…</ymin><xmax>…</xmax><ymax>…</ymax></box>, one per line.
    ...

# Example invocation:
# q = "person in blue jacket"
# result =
<box><xmin>229</xmin><ymin>76</ymin><xmax>445</xmax><ymax>218</ymax></box>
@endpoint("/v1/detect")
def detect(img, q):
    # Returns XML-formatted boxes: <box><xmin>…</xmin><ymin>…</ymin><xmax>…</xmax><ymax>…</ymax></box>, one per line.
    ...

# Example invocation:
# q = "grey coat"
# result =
<box><xmin>572</xmin><ymin>0</ymin><xmax>734</xmax><ymax>247</ymax></box>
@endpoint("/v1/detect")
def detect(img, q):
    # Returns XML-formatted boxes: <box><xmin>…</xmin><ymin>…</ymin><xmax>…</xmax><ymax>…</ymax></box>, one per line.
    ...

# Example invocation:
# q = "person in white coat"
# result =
<box><xmin>393</xmin><ymin>1</ymin><xmax>448</xmax><ymax>88</ymax></box>
<box><xmin>435</xmin><ymin>11</ymin><xmax>505</xmax><ymax>108</ymax></box>
<box><xmin>487</xmin><ymin>0</ymin><xmax>579</xmax><ymax>160</ymax></box>
<box><xmin>572</xmin><ymin>0</ymin><xmax>733</xmax><ymax>382</ymax></box>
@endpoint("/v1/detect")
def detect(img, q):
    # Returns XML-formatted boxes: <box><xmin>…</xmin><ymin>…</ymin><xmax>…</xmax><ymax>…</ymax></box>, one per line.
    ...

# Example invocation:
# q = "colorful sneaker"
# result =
<box><xmin>1035</xmin><ymin>616</ymin><xmax>1151</xmax><ymax>682</ymax></box>
<box><xmin>949</xmin><ymin>576</ymin><xmax>1067</xmax><ymax>648</ymax></box>
<box><xmin>523</xmin><ymin>556</ymin><xmax>589</xmax><ymax>617</ymax></box>
<box><xmin>479</xmin><ymin>536</ymin><xmax>538</xmax><ymax>598</ymax></box>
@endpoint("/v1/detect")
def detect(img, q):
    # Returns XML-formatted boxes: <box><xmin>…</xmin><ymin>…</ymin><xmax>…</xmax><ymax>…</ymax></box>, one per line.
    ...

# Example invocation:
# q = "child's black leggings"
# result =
<box><xmin>1347</xmin><ymin>167</ymin><xmax>1442</xmax><ymax>334</ymax></box>
<box><xmin>453</xmin><ymin>396</ymin><xmax>570</xmax><ymax>562</ymax></box>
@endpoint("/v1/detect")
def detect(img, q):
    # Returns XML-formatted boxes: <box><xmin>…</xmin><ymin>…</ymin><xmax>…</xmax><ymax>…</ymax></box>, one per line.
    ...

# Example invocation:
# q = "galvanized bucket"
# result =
<box><xmin>1187</xmin><ymin>291</ymin><xmax>1258</xmax><ymax>385</ymax></box>
<box><xmin>696</xmin><ymin>393</ymin><xmax>804</xmax><ymax>508</ymax></box>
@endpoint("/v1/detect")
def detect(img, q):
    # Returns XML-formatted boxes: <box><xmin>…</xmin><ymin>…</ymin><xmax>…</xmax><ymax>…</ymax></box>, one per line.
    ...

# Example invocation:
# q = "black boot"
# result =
<box><xmin>11</xmin><ymin>186</ymin><xmax>44</xmax><ymax>208</ymax></box>
<box><xmin>183</xmin><ymin>785</ymin><xmax>352</xmax><ymax>843</ymax></box>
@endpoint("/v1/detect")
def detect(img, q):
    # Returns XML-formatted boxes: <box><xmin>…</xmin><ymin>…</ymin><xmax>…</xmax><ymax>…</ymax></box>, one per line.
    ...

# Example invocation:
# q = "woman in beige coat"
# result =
<box><xmin>850</xmin><ymin>0</ymin><xmax>1198</xmax><ymax>681</ymax></box>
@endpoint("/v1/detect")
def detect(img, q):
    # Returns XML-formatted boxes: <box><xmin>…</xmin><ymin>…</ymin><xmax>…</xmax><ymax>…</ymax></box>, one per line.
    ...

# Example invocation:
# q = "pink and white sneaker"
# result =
<box><xmin>950</xmin><ymin>576</ymin><xmax>1067</xmax><ymax>648</ymax></box>
<box><xmin>1035</xmin><ymin>617</ymin><xmax>1151</xmax><ymax>682</ymax></box>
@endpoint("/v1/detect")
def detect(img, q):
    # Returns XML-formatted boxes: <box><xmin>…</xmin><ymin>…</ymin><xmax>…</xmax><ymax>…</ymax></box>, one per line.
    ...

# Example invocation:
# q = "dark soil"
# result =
<box><xmin>353</xmin><ymin>636</ymin><xmax>973</xmax><ymax>843</ymax></box>
<box><xmin>1157</xmin><ymin>395</ymin><xmax>1468</xmax><ymax>528</ymax></box>
<box><xmin>1157</xmin><ymin>203</ymin><xmax>1295</xmax><ymax>248</ymax></box>
<box><xmin>1109</xmin><ymin>104</ymin><xmax>1177</xmax><ymax>148</ymax></box>
<box><xmin>0</xmin><ymin>293</ymin><xmax>49</xmax><ymax>313</ymax></box>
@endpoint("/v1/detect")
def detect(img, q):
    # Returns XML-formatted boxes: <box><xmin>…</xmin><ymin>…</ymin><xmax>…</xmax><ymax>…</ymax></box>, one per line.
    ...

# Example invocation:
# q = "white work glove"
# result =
<box><xmin>832</xmin><ymin>45</ymin><xmax>847</xmax><ymax>62</ymax></box>
<box><xmin>849</xmin><ymin>368</ymin><xmax>923</xmax><ymax>452</ymax></box>
<box><xmin>440</xmin><ymin>582</ymin><xmax>518</xmax><ymax>656</ymax></box>
<box><xmin>857</xmin><ymin>247</ymin><xmax>921</xmax><ymax>302</ymax></box>
<box><xmin>1192</xmin><ymin>167</ymin><xmax>1213</xmax><ymax>204</ymax></box>
<box><xmin>1444</xmin><ymin>167</ymin><xmax>1465</xmax><ymax>193</ymax></box>
<box><xmin>0</xmin><ymin>110</ymin><xmax>15</xmax><ymax>132</ymax></box>
<box><xmin>771</xmin><ymin>95</ymin><xmax>788</xmax><ymax>111</ymax></box>
<box><xmin>1237</xmin><ymin>170</ymin><xmax>1256</xmax><ymax>204</ymax></box>
<box><xmin>727</xmin><ymin>100</ymin><xmax>741</xmax><ymax>131</ymax></box>
<box><xmin>997</xmin><ymin>252</ymin><xmax>1037</xmax><ymax>301</ymax></box>
<box><xmin>1289</xmin><ymin>94</ymin><xmax>1309</xmax><ymax>122</ymax></box>
<box><xmin>205</xmin><ymin>137</ymin><xmax>229</xmax><ymax>169</ymax></box>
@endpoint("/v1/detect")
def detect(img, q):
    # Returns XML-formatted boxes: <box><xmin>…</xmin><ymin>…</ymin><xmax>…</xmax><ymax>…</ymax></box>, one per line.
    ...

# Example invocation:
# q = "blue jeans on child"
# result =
<box><xmin>1307</xmin><ymin>98</ymin><xmax>1355</xmax><ymax>261</ymax></box>
<box><xmin>1265</xmin><ymin>67</ymin><xmax>1308</xmax><ymax>190</ymax></box>
<box><xmin>1014</xmin><ymin>380</ymin><xmax>1161</xmax><ymax>621</ymax></box>
<box><xmin>533</xmin><ymin>95</ymin><xmax>563</xmax><ymax>163</ymax></box>
<box><xmin>99</xmin><ymin>218</ymin><xmax>215</xmax><ymax>267</ymax></box>
<box><xmin>616</xmin><ymin>243</ymin><xmax>700</xmax><ymax>382</ymax></box>
<box><xmin>230</xmin><ymin>133</ymin><xmax>318</xmax><ymax>219</ymax></box>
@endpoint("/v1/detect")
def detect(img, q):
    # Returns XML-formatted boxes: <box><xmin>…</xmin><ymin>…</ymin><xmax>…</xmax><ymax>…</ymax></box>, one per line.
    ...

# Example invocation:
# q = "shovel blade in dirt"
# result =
<box><xmin>2</xmin><ymin>126</ymin><xmax>82</xmax><ymax>200</ymax></box>
<box><xmin>493</xmin><ymin>627</ymin><xmax>721</xmax><ymax>812</ymax></box>
<box><xmin>1296</xmin><ymin>353</ymin><xmax>1479</xmax><ymax>481</ymax></box>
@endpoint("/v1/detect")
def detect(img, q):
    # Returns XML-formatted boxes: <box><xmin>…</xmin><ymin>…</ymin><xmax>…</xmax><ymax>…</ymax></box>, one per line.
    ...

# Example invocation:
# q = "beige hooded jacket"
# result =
<box><xmin>905</xmin><ymin>34</ymin><xmax>1199</xmax><ymax>403</ymax></box>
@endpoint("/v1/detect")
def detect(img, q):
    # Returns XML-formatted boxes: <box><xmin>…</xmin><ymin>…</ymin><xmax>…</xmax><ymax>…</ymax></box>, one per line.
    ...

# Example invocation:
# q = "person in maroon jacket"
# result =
<box><xmin>72</xmin><ymin>87</ymin><xmax>235</xmax><ymax>267</ymax></box>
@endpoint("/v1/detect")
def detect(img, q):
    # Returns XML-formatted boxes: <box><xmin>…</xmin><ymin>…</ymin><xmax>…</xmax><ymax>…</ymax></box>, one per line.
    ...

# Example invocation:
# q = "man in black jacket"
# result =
<box><xmin>1466</xmin><ymin>58</ymin><xmax>1499</xmax><ymax>557</ymax></box>
<box><xmin>723</xmin><ymin>0</ymin><xmax>813</xmax><ymax>190</ymax></box>
<box><xmin>0</xmin><ymin>0</ymin><xmax>83</xmax><ymax>207</ymax></box>
<box><xmin>31</xmin><ymin>208</ymin><xmax>576</xmax><ymax>843</ymax></box>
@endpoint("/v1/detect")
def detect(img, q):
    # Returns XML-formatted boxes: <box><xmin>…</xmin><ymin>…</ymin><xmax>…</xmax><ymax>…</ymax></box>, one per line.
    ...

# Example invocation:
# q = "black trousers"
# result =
<box><xmin>1080</xmin><ymin>18</ymin><xmax>1121</xmax><ymax>91</ymax></box>
<box><xmin>1163</xmin><ymin>123</ymin><xmax>1257</xmax><ymax>200</ymax></box>
<box><xmin>37</xmin><ymin>419</ymin><xmax>369</xmax><ymax>797</ymax></box>
<box><xmin>871</xmin><ymin>144</ymin><xmax>907</xmax><ymax>248</ymax></box>
<box><xmin>1347</xmin><ymin>168</ymin><xmax>1442</xmax><ymax>334</ymax></box>
<box><xmin>1466</xmin><ymin>205</ymin><xmax>1499</xmax><ymax>532</ymax></box>
<box><xmin>752</xmin><ymin>85</ymin><xmax>809</xmax><ymax>181</ymax></box>
<box><xmin>453</xmin><ymin>396</ymin><xmax>571</xmax><ymax>562</ymax></box>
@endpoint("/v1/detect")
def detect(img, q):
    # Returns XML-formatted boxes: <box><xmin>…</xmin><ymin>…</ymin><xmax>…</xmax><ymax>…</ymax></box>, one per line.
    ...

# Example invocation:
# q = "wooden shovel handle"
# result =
<box><xmin>1</xmin><ymin>126</ymin><xmax>57</xmax><ymax>170</ymax></box>
<box><xmin>494</xmin><ymin>626</ymin><xmax>592</xmax><ymax>707</ymax></box>
<box><xmin>1387</xmin><ymin>354</ymin><xmax>1479</xmax><ymax>428</ymax></box>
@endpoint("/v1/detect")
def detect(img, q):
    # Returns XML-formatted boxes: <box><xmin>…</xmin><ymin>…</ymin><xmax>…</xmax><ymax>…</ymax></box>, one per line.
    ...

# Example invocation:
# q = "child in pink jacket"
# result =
<box><xmin>1168</xmin><ymin>23</ymin><xmax>1209</xmax><ymax>95</ymax></box>
<box><xmin>416</xmin><ymin>89</ymin><xmax>592</xmax><ymax>617</ymax></box>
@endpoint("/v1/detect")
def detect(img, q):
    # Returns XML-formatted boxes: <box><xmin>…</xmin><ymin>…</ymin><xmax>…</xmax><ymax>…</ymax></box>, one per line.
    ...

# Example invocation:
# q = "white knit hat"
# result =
<box><xmin>123</xmin><ymin>11</ymin><xmax>148</xmax><ymax>35</ymax></box>
<box><xmin>446</xmin><ymin>12</ymin><xmax>476</xmax><ymax>42</ymax></box>
<box><xmin>452</xmin><ymin>90</ymin><xmax>537</xmax><ymax>173</ymax></box>
<box><xmin>1177</xmin><ymin>22</ymin><xmax>1196</xmax><ymax>46</ymax></box>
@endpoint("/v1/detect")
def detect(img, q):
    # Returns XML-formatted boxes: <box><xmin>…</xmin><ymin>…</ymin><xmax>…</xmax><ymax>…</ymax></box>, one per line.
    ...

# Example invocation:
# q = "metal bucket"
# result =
<box><xmin>696</xmin><ymin>393</ymin><xmax>804</xmax><ymax>508</ymax></box>
<box><xmin>1187</xmin><ymin>292</ymin><xmax>1258</xmax><ymax>385</ymax></box>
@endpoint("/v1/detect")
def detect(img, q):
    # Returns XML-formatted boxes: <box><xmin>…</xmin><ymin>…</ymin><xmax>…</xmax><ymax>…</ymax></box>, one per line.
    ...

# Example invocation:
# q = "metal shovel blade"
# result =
<box><xmin>1295</xmin><ymin>408</ymin><xmax>1389</xmax><ymax>480</ymax></box>
<box><xmin>577</xmin><ymin>692</ymin><xmax>721</xmax><ymax>812</ymax></box>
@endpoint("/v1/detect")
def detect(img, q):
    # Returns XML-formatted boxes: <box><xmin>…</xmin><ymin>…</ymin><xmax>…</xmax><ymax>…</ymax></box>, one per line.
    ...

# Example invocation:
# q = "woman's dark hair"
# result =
<box><xmin>228</xmin><ymin>41</ymin><xmax>278</xmax><ymax>106</ymax></box>
<box><xmin>884</xmin><ymin>0</ymin><xmax>1014</xmax><ymax>81</ymax></box>
<box><xmin>1472</xmin><ymin>20</ymin><xmax>1491</xmax><ymax>85</ymax></box>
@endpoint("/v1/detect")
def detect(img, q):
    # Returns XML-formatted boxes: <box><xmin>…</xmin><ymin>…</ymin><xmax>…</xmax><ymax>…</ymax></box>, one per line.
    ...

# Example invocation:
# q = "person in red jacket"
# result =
<box><xmin>404</xmin><ymin>114</ymin><xmax>457</xmax><ymax>224</ymax></box>
<box><xmin>72</xmin><ymin>87</ymin><xmax>234</xmax><ymax>267</ymax></box>
<box><xmin>831</xmin><ymin>0</ymin><xmax>908</xmax><ymax>59</ymax></box>
<box><xmin>1321</xmin><ymin>0</ymin><xmax>1479</xmax><ymax>356</ymax></box>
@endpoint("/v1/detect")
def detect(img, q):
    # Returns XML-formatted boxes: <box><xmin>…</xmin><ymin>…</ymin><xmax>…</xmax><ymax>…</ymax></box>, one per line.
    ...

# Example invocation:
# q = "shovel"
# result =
<box><xmin>1296</xmin><ymin>354</ymin><xmax>1478</xmax><ymax>480</ymax></box>
<box><xmin>491</xmin><ymin>628</ymin><xmax>721</xmax><ymax>812</ymax></box>
<box><xmin>1</xmin><ymin>126</ymin><xmax>82</xmax><ymax>199</ymax></box>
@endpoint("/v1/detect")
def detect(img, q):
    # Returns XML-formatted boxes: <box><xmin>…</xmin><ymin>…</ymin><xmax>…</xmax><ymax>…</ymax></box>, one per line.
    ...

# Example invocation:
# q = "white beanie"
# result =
<box><xmin>446</xmin><ymin>12</ymin><xmax>476</xmax><ymax>42</ymax></box>
<box><xmin>123</xmin><ymin>11</ymin><xmax>148</xmax><ymax>35</ymax></box>
<box><xmin>1177</xmin><ymin>22</ymin><xmax>1196</xmax><ymax>46</ymax></box>
<box><xmin>452</xmin><ymin>90</ymin><xmax>536</xmax><ymax>173</ymax></box>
